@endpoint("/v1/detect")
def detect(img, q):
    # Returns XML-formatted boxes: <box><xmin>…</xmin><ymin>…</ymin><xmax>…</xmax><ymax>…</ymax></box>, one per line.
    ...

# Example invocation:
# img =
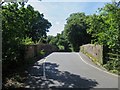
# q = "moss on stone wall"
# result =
<box><xmin>80</xmin><ymin>44</ymin><xmax>103</xmax><ymax>65</ymax></box>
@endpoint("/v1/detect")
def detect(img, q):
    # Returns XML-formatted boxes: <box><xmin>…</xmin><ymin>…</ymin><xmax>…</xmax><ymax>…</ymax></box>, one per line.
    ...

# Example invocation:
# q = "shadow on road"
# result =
<box><xmin>25</xmin><ymin>62</ymin><xmax>98</xmax><ymax>88</ymax></box>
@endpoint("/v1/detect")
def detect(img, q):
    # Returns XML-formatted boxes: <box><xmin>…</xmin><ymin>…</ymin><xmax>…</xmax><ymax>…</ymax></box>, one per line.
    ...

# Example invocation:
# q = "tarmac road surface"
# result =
<box><xmin>25</xmin><ymin>52</ymin><xmax>119</xmax><ymax>89</ymax></box>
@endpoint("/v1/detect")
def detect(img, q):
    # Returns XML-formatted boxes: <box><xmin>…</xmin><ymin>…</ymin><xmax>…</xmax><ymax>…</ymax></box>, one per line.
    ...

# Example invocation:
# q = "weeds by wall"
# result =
<box><xmin>24</xmin><ymin>44</ymin><xmax>58</xmax><ymax>60</ymax></box>
<box><xmin>80</xmin><ymin>44</ymin><xmax>103</xmax><ymax>64</ymax></box>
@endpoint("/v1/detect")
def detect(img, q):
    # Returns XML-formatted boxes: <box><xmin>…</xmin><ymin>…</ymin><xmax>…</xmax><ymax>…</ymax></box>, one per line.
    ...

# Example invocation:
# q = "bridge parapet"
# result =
<box><xmin>24</xmin><ymin>44</ymin><xmax>58</xmax><ymax>60</ymax></box>
<box><xmin>80</xmin><ymin>44</ymin><xmax>103</xmax><ymax>64</ymax></box>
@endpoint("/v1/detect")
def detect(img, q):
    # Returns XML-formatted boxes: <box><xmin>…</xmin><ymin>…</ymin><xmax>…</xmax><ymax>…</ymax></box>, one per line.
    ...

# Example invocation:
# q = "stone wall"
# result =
<box><xmin>24</xmin><ymin>44</ymin><xmax>58</xmax><ymax>60</ymax></box>
<box><xmin>80</xmin><ymin>44</ymin><xmax>103</xmax><ymax>64</ymax></box>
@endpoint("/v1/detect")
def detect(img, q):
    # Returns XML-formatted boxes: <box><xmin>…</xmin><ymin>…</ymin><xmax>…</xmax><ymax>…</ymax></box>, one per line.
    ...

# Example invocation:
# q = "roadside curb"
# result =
<box><xmin>78</xmin><ymin>52</ymin><xmax>119</xmax><ymax>77</ymax></box>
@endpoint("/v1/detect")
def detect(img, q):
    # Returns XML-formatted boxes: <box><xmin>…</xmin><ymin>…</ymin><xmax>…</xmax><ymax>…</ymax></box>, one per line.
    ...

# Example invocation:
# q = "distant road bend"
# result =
<box><xmin>26</xmin><ymin>52</ymin><xmax>119</xmax><ymax>88</ymax></box>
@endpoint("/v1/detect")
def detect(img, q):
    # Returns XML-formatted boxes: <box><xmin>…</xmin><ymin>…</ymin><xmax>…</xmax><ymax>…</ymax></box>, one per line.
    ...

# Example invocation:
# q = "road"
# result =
<box><xmin>25</xmin><ymin>52</ymin><xmax>119</xmax><ymax>89</ymax></box>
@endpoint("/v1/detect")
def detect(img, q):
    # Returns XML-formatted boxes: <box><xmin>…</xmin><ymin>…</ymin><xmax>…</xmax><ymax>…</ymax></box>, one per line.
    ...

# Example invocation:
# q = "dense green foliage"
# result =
<box><xmin>2</xmin><ymin>0</ymin><xmax>120</xmax><ymax>79</ymax></box>
<box><xmin>86</xmin><ymin>2</ymin><xmax>120</xmax><ymax>74</ymax></box>
<box><xmin>2</xmin><ymin>2</ymin><xmax>51</xmax><ymax>69</ymax></box>
<box><xmin>87</xmin><ymin>3</ymin><xmax>120</xmax><ymax>49</ymax></box>
<box><xmin>46</xmin><ymin>32</ymin><xmax>71</xmax><ymax>52</ymax></box>
<box><xmin>60</xmin><ymin>1</ymin><xmax>119</xmax><ymax>73</ymax></box>
<box><xmin>64</xmin><ymin>13</ymin><xmax>91</xmax><ymax>51</ymax></box>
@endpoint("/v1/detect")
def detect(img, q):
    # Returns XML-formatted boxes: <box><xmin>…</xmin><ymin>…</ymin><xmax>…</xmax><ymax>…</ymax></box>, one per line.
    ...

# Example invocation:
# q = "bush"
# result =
<box><xmin>22</xmin><ymin>37</ymin><xmax>34</xmax><ymax>45</ymax></box>
<box><xmin>39</xmin><ymin>49</ymin><xmax>46</xmax><ymax>57</ymax></box>
<box><xmin>103</xmin><ymin>57</ymin><xmax>120</xmax><ymax>75</ymax></box>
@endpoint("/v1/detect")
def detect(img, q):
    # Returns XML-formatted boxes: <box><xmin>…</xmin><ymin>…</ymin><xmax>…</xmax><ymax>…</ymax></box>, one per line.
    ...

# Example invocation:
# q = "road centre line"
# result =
<box><xmin>78</xmin><ymin>53</ymin><xmax>119</xmax><ymax>77</ymax></box>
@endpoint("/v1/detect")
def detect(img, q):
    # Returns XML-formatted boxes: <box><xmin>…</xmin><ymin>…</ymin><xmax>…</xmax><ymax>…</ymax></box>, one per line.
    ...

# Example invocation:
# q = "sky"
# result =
<box><xmin>27</xmin><ymin>0</ymin><xmax>110</xmax><ymax>36</ymax></box>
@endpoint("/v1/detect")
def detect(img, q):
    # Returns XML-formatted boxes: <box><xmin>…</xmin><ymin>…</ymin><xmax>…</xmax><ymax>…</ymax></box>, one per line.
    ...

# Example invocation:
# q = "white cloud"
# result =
<box><xmin>27</xmin><ymin>2</ymin><xmax>109</xmax><ymax>36</ymax></box>
<box><xmin>27</xmin><ymin>2</ymin><xmax>47</xmax><ymax>13</ymax></box>
<box><xmin>27</xmin><ymin>0</ymin><xmax>115</xmax><ymax>2</ymax></box>
<box><xmin>55</xmin><ymin>21</ymin><xmax>60</xmax><ymax>25</ymax></box>
<box><xmin>41</xmin><ymin>0</ymin><xmax>114</xmax><ymax>2</ymax></box>
<box><xmin>28</xmin><ymin>0</ymin><xmax>40</xmax><ymax>2</ymax></box>
<box><xmin>47</xmin><ymin>20</ymin><xmax>66</xmax><ymax>36</ymax></box>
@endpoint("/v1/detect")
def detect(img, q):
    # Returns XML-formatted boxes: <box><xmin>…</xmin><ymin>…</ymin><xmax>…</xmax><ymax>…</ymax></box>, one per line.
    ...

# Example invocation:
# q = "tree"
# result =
<box><xmin>46</xmin><ymin>32</ymin><xmax>71</xmax><ymax>52</ymax></box>
<box><xmin>2</xmin><ymin>2</ymin><xmax>51</xmax><ymax>68</ymax></box>
<box><xmin>56</xmin><ymin>32</ymin><xmax>71</xmax><ymax>52</ymax></box>
<box><xmin>64</xmin><ymin>13</ymin><xmax>91</xmax><ymax>51</ymax></box>
<box><xmin>87</xmin><ymin>2</ymin><xmax>120</xmax><ymax>50</ymax></box>
<box><xmin>87</xmin><ymin>1</ymin><xmax>120</xmax><ymax>73</ymax></box>
<box><xmin>18</xmin><ymin>4</ymin><xmax>51</xmax><ymax>42</ymax></box>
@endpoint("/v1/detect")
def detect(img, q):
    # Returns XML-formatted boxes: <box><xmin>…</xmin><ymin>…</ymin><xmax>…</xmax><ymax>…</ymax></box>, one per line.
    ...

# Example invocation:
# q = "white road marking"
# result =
<box><xmin>37</xmin><ymin>56</ymin><xmax>48</xmax><ymax>80</ymax></box>
<box><xmin>37</xmin><ymin>53</ymin><xmax>53</xmax><ymax>64</ymax></box>
<box><xmin>78</xmin><ymin>53</ymin><xmax>119</xmax><ymax>77</ymax></box>
<box><xmin>38</xmin><ymin>52</ymin><xmax>119</xmax><ymax>77</ymax></box>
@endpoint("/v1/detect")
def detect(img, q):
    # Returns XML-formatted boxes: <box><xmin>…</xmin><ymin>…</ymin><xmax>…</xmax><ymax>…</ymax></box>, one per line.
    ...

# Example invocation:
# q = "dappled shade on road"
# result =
<box><xmin>25</xmin><ymin>62</ymin><xmax>98</xmax><ymax>88</ymax></box>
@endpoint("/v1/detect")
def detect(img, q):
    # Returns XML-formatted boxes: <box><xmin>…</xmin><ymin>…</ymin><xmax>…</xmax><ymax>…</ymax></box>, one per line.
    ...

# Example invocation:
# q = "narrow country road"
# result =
<box><xmin>25</xmin><ymin>52</ymin><xmax>119</xmax><ymax>88</ymax></box>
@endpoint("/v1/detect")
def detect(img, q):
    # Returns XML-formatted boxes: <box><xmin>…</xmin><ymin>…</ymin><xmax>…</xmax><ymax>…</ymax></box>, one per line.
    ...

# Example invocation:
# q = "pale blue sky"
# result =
<box><xmin>27</xmin><ymin>0</ymin><xmax>109</xmax><ymax>36</ymax></box>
